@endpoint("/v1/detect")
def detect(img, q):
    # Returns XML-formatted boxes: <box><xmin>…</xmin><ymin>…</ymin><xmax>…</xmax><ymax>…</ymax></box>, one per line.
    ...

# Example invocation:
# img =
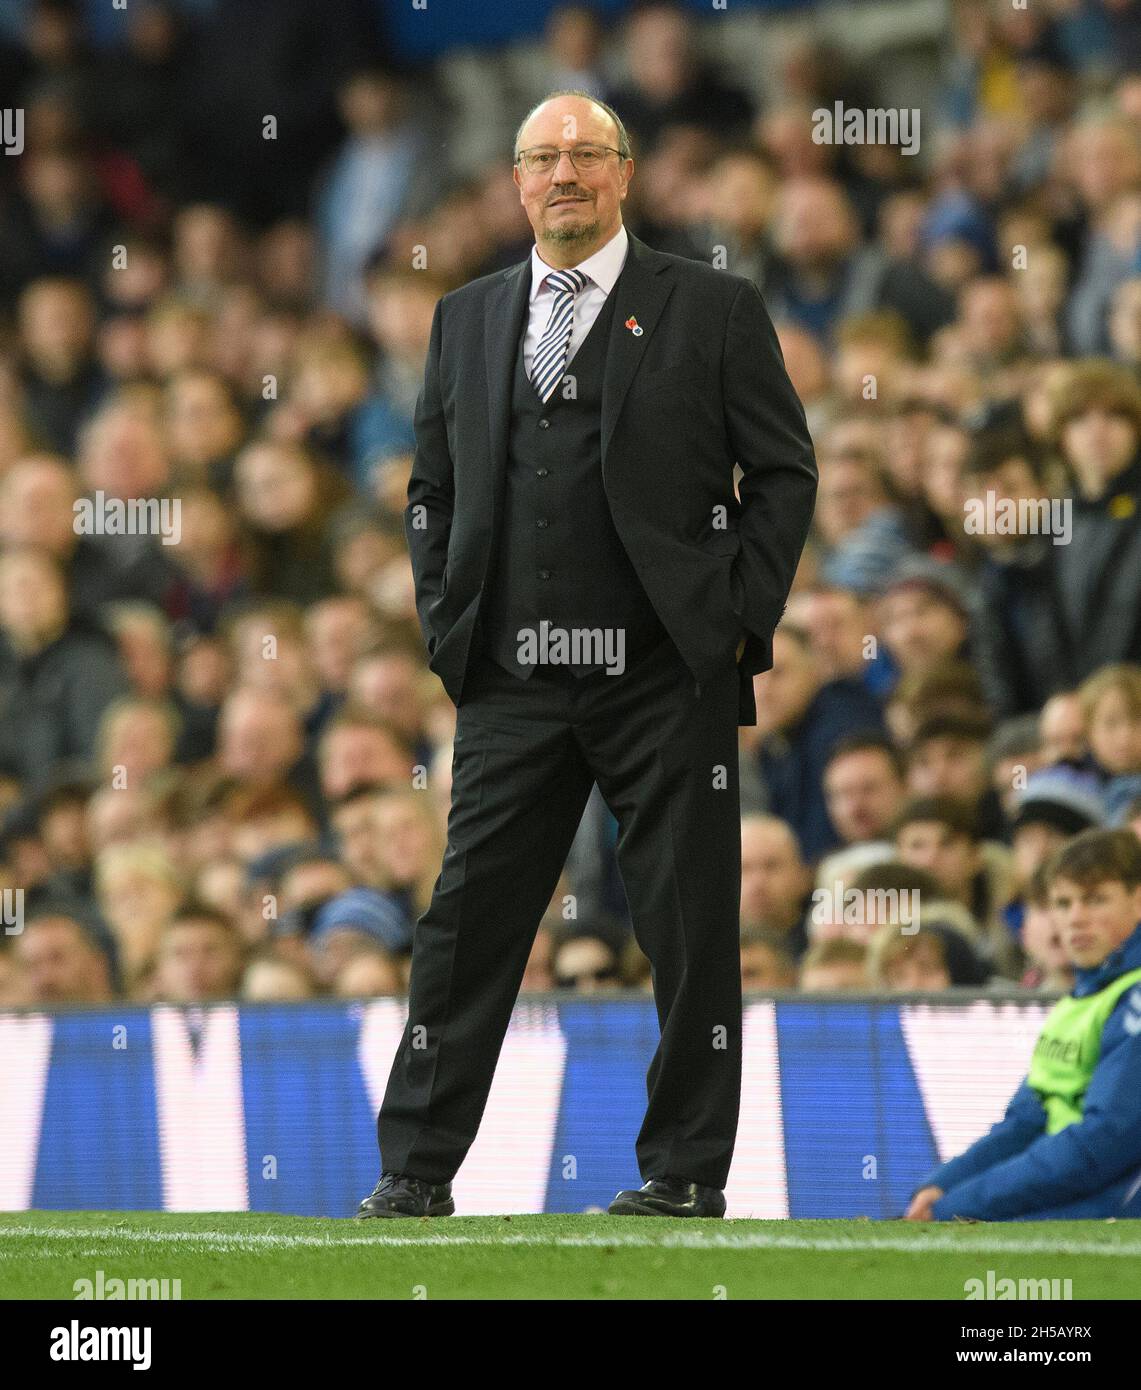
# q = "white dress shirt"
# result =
<box><xmin>522</xmin><ymin>223</ymin><xmax>630</xmax><ymax>378</ymax></box>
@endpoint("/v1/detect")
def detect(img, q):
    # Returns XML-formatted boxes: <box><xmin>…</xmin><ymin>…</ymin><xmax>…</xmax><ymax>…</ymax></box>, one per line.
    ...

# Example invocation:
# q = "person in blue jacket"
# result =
<box><xmin>906</xmin><ymin>827</ymin><xmax>1141</xmax><ymax>1221</ymax></box>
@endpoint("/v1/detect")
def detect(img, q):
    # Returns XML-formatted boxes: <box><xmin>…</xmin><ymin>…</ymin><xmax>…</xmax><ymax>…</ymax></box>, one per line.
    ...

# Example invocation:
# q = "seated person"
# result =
<box><xmin>906</xmin><ymin>828</ymin><xmax>1141</xmax><ymax>1221</ymax></box>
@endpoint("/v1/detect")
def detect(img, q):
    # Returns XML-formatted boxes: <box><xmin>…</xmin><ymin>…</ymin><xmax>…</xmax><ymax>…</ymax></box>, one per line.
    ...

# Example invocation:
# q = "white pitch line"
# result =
<box><xmin>0</xmin><ymin>1227</ymin><xmax>1139</xmax><ymax>1257</ymax></box>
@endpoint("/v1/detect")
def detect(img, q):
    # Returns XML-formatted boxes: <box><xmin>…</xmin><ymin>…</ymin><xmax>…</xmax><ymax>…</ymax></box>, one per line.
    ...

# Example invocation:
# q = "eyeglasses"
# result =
<box><xmin>516</xmin><ymin>144</ymin><xmax>624</xmax><ymax>175</ymax></box>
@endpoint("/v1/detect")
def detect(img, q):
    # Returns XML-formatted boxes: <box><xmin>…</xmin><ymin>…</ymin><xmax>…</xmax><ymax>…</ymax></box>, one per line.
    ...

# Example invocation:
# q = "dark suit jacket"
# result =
<box><xmin>404</xmin><ymin>230</ymin><xmax>818</xmax><ymax>725</ymax></box>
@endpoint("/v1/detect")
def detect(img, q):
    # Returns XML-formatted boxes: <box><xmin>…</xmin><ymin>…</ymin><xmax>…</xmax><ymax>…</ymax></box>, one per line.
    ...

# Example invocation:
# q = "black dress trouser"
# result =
<box><xmin>377</xmin><ymin>631</ymin><xmax>743</xmax><ymax>1190</ymax></box>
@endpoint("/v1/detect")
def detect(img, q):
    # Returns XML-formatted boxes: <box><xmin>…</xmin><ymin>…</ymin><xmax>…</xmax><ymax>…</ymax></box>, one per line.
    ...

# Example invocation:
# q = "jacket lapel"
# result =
<box><xmin>484</xmin><ymin>259</ymin><xmax>531</xmax><ymax>492</ymax></box>
<box><xmin>600</xmin><ymin>233</ymin><xmax>674</xmax><ymax>465</ymax></box>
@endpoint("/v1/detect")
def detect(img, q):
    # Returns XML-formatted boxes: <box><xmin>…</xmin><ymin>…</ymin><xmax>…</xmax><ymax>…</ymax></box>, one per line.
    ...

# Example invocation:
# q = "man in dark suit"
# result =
<box><xmin>358</xmin><ymin>91</ymin><xmax>817</xmax><ymax>1220</ymax></box>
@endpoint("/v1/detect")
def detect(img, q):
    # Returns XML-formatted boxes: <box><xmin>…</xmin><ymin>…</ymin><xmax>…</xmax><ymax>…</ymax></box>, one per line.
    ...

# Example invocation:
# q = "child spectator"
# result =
<box><xmin>799</xmin><ymin>938</ymin><xmax>869</xmax><ymax>992</ymax></box>
<box><xmin>1079</xmin><ymin>663</ymin><xmax>1141</xmax><ymax>825</ymax></box>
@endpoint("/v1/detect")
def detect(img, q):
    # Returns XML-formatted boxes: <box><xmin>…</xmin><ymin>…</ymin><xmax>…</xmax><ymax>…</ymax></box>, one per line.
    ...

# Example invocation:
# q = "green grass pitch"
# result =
<box><xmin>2</xmin><ymin>1212</ymin><xmax>1138</xmax><ymax>1299</ymax></box>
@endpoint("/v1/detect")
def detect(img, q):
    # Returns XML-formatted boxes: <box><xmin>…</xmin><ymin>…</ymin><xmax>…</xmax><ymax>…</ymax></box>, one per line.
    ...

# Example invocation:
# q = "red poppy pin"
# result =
<box><xmin>625</xmin><ymin>316</ymin><xmax>644</xmax><ymax>337</ymax></box>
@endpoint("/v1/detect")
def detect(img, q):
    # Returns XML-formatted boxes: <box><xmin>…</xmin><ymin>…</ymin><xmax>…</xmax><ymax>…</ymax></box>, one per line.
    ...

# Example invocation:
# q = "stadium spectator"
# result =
<box><xmin>799</xmin><ymin>937</ymin><xmax>869</xmax><ymax>992</ymax></box>
<box><xmin>753</xmin><ymin>625</ymin><xmax>886</xmax><ymax>861</ymax></box>
<box><xmin>12</xmin><ymin>909</ymin><xmax>114</xmax><ymax>1004</ymax></box>
<box><xmin>905</xmin><ymin>710</ymin><xmax>1006</xmax><ymax>839</ymax></box>
<box><xmin>152</xmin><ymin>906</ymin><xmax>245</xmax><ymax>1003</ymax></box>
<box><xmin>739</xmin><ymin>927</ymin><xmax>798</xmax><ymax>990</ymax></box>
<box><xmin>739</xmin><ymin>814</ymin><xmax>812</xmax><ymax>957</ymax></box>
<box><xmin>0</xmin><ymin>545</ymin><xmax>128</xmax><ymax>790</ymax></box>
<box><xmin>1019</xmin><ymin>862</ymin><xmax>1074</xmax><ymax>994</ymax></box>
<box><xmin>869</xmin><ymin>919</ymin><xmax>990</xmax><ymax>991</ymax></box>
<box><xmin>1079</xmin><ymin>664</ymin><xmax>1141</xmax><ymax>825</ymax></box>
<box><xmin>821</xmin><ymin>734</ymin><xmax>907</xmax><ymax>857</ymax></box>
<box><xmin>1038</xmin><ymin>690</ymin><xmax>1088</xmax><ymax>766</ymax></box>
<box><xmin>605</xmin><ymin>1</ymin><xmax>754</xmax><ymax>153</ymax></box>
<box><xmin>907</xmin><ymin>829</ymin><xmax>1141</xmax><ymax>1220</ymax></box>
<box><xmin>892</xmin><ymin>794</ymin><xmax>1018</xmax><ymax>973</ymax></box>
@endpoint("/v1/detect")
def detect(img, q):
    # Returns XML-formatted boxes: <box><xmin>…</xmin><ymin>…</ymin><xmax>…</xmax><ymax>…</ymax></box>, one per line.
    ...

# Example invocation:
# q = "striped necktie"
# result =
<box><xmin>531</xmin><ymin>267</ymin><xmax>588</xmax><ymax>404</ymax></box>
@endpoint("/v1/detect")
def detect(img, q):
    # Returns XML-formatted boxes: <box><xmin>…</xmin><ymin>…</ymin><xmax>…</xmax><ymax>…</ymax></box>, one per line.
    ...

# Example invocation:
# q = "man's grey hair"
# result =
<box><xmin>512</xmin><ymin>90</ymin><xmax>632</xmax><ymax>163</ymax></box>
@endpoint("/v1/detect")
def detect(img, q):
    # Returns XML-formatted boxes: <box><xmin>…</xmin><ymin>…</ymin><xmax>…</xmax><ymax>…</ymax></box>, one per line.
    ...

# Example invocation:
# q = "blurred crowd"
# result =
<box><xmin>0</xmin><ymin>0</ymin><xmax>1139</xmax><ymax>1007</ymax></box>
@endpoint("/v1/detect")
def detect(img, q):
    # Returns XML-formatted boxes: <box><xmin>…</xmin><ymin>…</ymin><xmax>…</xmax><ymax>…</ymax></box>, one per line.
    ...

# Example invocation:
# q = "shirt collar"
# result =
<box><xmin>530</xmin><ymin>223</ymin><xmax>629</xmax><ymax>301</ymax></box>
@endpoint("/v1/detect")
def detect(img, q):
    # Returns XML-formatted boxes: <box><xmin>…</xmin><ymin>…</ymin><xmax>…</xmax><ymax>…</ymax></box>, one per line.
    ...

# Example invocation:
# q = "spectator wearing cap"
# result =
<box><xmin>985</xmin><ymin>713</ymin><xmax>1044</xmax><ymax>820</ymax></box>
<box><xmin>306</xmin><ymin>886</ymin><xmax>413</xmax><ymax>987</ymax></box>
<box><xmin>754</xmin><ymin>625</ymin><xmax>886</xmax><ymax>863</ymax></box>
<box><xmin>876</xmin><ymin>555</ymin><xmax>978</xmax><ymax>693</ymax></box>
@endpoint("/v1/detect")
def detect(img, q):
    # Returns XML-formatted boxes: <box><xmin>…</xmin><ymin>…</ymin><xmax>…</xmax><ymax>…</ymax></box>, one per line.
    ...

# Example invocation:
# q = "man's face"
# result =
<box><xmin>907</xmin><ymin>736</ymin><xmax>985</xmax><ymax>800</ymax></box>
<box><xmin>332</xmin><ymin>796</ymin><xmax>386</xmax><ymax>887</ymax></box>
<box><xmin>878</xmin><ymin>587</ymin><xmax>966</xmax><ymax>674</ymax></box>
<box><xmin>1039</xmin><ymin>693</ymin><xmax>1086</xmax><ymax>765</ymax></box>
<box><xmin>1049</xmin><ymin>875</ymin><xmax>1141</xmax><ymax>970</ymax></box>
<box><xmin>814</xmin><ymin>458</ymin><xmax>883</xmax><ymax>545</ymax></box>
<box><xmin>350</xmin><ymin>655</ymin><xmax>422</xmax><ymax>739</ymax></box>
<box><xmin>320</xmin><ymin>728</ymin><xmax>409</xmax><ymax>801</ymax></box>
<box><xmin>513</xmin><ymin>97</ymin><xmax>632</xmax><ymax>256</ymax></box>
<box><xmin>896</xmin><ymin>821</ymin><xmax>977</xmax><ymax>900</ymax></box>
<box><xmin>218</xmin><ymin>694</ymin><xmax>300</xmax><ymax>786</ymax></box>
<box><xmin>157</xmin><ymin>921</ymin><xmax>242</xmax><ymax>1002</ymax></box>
<box><xmin>0</xmin><ymin>461</ymin><xmax>76</xmax><ymax>554</ymax></box>
<box><xmin>15</xmin><ymin>919</ymin><xmax>107</xmax><ymax>1004</ymax></box>
<box><xmin>0</xmin><ymin>552</ymin><xmax>67</xmax><ymax>645</ymax></box>
<box><xmin>740</xmin><ymin>821</ymin><xmax>808</xmax><ymax>929</ymax></box>
<box><xmin>801</xmin><ymin>590</ymin><xmax>866</xmax><ymax>678</ymax></box>
<box><xmin>824</xmin><ymin>749</ymin><xmax>903</xmax><ymax>845</ymax></box>
<box><xmin>754</xmin><ymin>632</ymin><xmax>818</xmax><ymax>735</ymax></box>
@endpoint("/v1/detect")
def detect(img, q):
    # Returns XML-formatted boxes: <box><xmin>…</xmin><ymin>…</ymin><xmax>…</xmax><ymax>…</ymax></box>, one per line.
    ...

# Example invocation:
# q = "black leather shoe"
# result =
<box><xmin>355</xmin><ymin>1172</ymin><xmax>455</xmax><ymax>1219</ymax></box>
<box><xmin>608</xmin><ymin>1177</ymin><xmax>726</xmax><ymax>1218</ymax></box>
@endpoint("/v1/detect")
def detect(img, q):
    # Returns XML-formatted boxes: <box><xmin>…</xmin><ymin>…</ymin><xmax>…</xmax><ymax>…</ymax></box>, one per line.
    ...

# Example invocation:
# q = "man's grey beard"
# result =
<box><xmin>542</xmin><ymin>216</ymin><xmax>601</xmax><ymax>245</ymax></box>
